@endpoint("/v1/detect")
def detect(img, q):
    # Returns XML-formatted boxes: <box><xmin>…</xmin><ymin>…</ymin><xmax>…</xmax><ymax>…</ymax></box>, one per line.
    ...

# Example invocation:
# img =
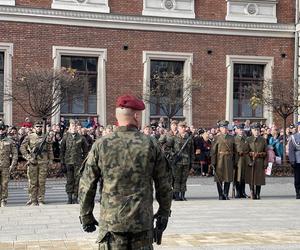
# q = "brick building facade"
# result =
<box><xmin>0</xmin><ymin>0</ymin><xmax>297</xmax><ymax>128</ymax></box>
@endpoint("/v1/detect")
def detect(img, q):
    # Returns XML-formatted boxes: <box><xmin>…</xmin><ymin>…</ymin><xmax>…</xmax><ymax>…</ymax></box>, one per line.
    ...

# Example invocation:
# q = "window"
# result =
<box><xmin>233</xmin><ymin>64</ymin><xmax>264</xmax><ymax>118</ymax></box>
<box><xmin>60</xmin><ymin>56</ymin><xmax>98</xmax><ymax>116</ymax></box>
<box><xmin>51</xmin><ymin>0</ymin><xmax>110</xmax><ymax>13</ymax></box>
<box><xmin>143</xmin><ymin>0</ymin><xmax>195</xmax><ymax>19</ymax></box>
<box><xmin>0</xmin><ymin>0</ymin><xmax>15</xmax><ymax>6</ymax></box>
<box><xmin>0</xmin><ymin>52</ymin><xmax>4</xmax><ymax>114</ymax></box>
<box><xmin>150</xmin><ymin>60</ymin><xmax>184</xmax><ymax>117</ymax></box>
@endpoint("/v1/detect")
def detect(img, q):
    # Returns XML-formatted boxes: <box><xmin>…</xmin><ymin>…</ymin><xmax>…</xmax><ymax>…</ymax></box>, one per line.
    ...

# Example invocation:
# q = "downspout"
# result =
<box><xmin>294</xmin><ymin>0</ymin><xmax>299</xmax><ymax>123</ymax></box>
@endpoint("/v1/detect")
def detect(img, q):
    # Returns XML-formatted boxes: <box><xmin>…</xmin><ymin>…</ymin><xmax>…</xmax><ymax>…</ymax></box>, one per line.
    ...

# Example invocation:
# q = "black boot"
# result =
<box><xmin>296</xmin><ymin>188</ymin><xmax>300</xmax><ymax>199</ymax></box>
<box><xmin>180</xmin><ymin>192</ymin><xmax>187</xmax><ymax>201</ymax></box>
<box><xmin>240</xmin><ymin>182</ymin><xmax>249</xmax><ymax>198</ymax></box>
<box><xmin>224</xmin><ymin>182</ymin><xmax>230</xmax><ymax>200</ymax></box>
<box><xmin>250</xmin><ymin>185</ymin><xmax>256</xmax><ymax>199</ymax></box>
<box><xmin>73</xmin><ymin>195</ymin><xmax>79</xmax><ymax>204</ymax></box>
<box><xmin>174</xmin><ymin>192</ymin><xmax>180</xmax><ymax>201</ymax></box>
<box><xmin>235</xmin><ymin>182</ymin><xmax>241</xmax><ymax>198</ymax></box>
<box><xmin>217</xmin><ymin>183</ymin><xmax>225</xmax><ymax>200</ymax></box>
<box><xmin>67</xmin><ymin>193</ymin><xmax>73</xmax><ymax>204</ymax></box>
<box><xmin>256</xmin><ymin>186</ymin><xmax>261</xmax><ymax>200</ymax></box>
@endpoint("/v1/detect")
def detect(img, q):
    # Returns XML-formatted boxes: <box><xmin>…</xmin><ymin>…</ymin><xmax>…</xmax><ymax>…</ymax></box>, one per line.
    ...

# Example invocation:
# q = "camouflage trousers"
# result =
<box><xmin>173</xmin><ymin>164</ymin><xmax>190</xmax><ymax>192</ymax></box>
<box><xmin>27</xmin><ymin>163</ymin><xmax>48</xmax><ymax>203</ymax></box>
<box><xmin>66</xmin><ymin>164</ymin><xmax>81</xmax><ymax>196</ymax></box>
<box><xmin>98</xmin><ymin>231</ymin><xmax>153</xmax><ymax>250</ymax></box>
<box><xmin>0</xmin><ymin>167</ymin><xmax>9</xmax><ymax>202</ymax></box>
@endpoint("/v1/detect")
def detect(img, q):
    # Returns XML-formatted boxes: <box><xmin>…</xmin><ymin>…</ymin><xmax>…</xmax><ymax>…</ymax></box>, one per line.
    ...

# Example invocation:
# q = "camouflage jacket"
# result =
<box><xmin>60</xmin><ymin>132</ymin><xmax>88</xmax><ymax>165</ymax></box>
<box><xmin>0</xmin><ymin>137</ymin><xmax>18</xmax><ymax>168</ymax></box>
<box><xmin>20</xmin><ymin>132</ymin><xmax>53</xmax><ymax>163</ymax></box>
<box><xmin>158</xmin><ymin>131</ymin><xmax>177</xmax><ymax>161</ymax></box>
<box><xmin>173</xmin><ymin>133</ymin><xmax>194</xmax><ymax>166</ymax></box>
<box><xmin>79</xmin><ymin>126</ymin><xmax>172</xmax><ymax>239</ymax></box>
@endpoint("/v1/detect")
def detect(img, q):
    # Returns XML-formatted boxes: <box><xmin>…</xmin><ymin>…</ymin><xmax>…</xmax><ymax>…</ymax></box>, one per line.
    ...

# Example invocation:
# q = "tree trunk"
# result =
<box><xmin>282</xmin><ymin>118</ymin><xmax>287</xmax><ymax>164</ymax></box>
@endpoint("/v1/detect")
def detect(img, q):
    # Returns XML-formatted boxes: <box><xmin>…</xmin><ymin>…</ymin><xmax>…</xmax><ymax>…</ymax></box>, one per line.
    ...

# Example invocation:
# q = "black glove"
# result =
<box><xmin>82</xmin><ymin>220</ymin><xmax>98</xmax><ymax>233</ymax></box>
<box><xmin>61</xmin><ymin>163</ymin><xmax>67</xmax><ymax>174</ymax></box>
<box><xmin>153</xmin><ymin>215</ymin><xmax>168</xmax><ymax>245</ymax></box>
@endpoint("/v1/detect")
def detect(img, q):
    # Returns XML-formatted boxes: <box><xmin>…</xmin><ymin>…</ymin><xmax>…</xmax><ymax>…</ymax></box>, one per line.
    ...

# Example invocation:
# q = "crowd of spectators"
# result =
<box><xmin>0</xmin><ymin>116</ymin><xmax>293</xmax><ymax>175</ymax></box>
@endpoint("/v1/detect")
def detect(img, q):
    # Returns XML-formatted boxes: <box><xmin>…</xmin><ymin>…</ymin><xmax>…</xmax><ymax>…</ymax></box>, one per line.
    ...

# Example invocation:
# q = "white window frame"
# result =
<box><xmin>0</xmin><ymin>0</ymin><xmax>15</xmax><ymax>6</ymax></box>
<box><xmin>52</xmin><ymin>46</ymin><xmax>107</xmax><ymax>126</ymax></box>
<box><xmin>0</xmin><ymin>43</ymin><xmax>13</xmax><ymax>126</ymax></box>
<box><xmin>226</xmin><ymin>55</ymin><xmax>274</xmax><ymax>125</ymax></box>
<box><xmin>51</xmin><ymin>0</ymin><xmax>110</xmax><ymax>13</ymax></box>
<box><xmin>142</xmin><ymin>51</ymin><xmax>193</xmax><ymax>127</ymax></box>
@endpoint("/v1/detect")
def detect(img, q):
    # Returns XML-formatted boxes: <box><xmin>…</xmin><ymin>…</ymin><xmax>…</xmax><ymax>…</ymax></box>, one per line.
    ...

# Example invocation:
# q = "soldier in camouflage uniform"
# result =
<box><xmin>245</xmin><ymin>123</ymin><xmax>267</xmax><ymax>200</ymax></box>
<box><xmin>60</xmin><ymin>119</ymin><xmax>88</xmax><ymax>204</ymax></box>
<box><xmin>173</xmin><ymin>121</ymin><xmax>194</xmax><ymax>201</ymax></box>
<box><xmin>158</xmin><ymin>120</ymin><xmax>178</xmax><ymax>196</ymax></box>
<box><xmin>79</xmin><ymin>95</ymin><xmax>172</xmax><ymax>250</ymax></box>
<box><xmin>211</xmin><ymin>120</ymin><xmax>236</xmax><ymax>200</ymax></box>
<box><xmin>234</xmin><ymin>124</ymin><xmax>250</xmax><ymax>198</ymax></box>
<box><xmin>0</xmin><ymin>124</ymin><xmax>18</xmax><ymax>207</ymax></box>
<box><xmin>20</xmin><ymin>121</ymin><xmax>54</xmax><ymax>206</ymax></box>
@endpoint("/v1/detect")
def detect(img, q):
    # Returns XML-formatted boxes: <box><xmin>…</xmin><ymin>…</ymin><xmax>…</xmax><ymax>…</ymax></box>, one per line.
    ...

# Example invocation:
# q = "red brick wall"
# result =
<box><xmin>109</xmin><ymin>0</ymin><xmax>143</xmax><ymax>15</ymax></box>
<box><xmin>14</xmin><ymin>1</ymin><xmax>295</xmax><ymax>24</ymax></box>
<box><xmin>0</xmin><ymin>22</ymin><xmax>294</xmax><ymax>128</ymax></box>
<box><xmin>15</xmin><ymin>0</ymin><xmax>50</xmax><ymax>8</ymax></box>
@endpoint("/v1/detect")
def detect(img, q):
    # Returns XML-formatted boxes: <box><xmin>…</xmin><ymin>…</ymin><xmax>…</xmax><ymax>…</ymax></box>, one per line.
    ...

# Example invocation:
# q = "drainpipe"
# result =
<box><xmin>294</xmin><ymin>0</ymin><xmax>299</xmax><ymax>123</ymax></box>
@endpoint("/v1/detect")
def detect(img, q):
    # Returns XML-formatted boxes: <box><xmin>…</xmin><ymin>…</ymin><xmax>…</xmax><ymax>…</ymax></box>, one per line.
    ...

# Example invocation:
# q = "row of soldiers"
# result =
<box><xmin>158</xmin><ymin>120</ymin><xmax>268</xmax><ymax>200</ymax></box>
<box><xmin>0</xmin><ymin>119</ymin><xmax>89</xmax><ymax>206</ymax></box>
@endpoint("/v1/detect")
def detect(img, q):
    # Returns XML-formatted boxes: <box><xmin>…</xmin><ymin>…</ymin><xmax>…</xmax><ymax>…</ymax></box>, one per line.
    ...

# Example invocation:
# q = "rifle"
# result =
<box><xmin>172</xmin><ymin>134</ymin><xmax>192</xmax><ymax>166</ymax></box>
<box><xmin>25</xmin><ymin>133</ymin><xmax>49</xmax><ymax>166</ymax></box>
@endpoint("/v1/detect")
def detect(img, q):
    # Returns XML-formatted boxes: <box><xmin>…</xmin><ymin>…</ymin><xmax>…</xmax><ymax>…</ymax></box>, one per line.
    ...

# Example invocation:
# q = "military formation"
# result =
<box><xmin>1</xmin><ymin>94</ymin><xmax>300</xmax><ymax>248</ymax></box>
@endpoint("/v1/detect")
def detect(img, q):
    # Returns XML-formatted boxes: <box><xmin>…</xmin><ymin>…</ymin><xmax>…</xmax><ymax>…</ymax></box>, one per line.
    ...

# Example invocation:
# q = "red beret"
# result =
<box><xmin>116</xmin><ymin>95</ymin><xmax>145</xmax><ymax>111</ymax></box>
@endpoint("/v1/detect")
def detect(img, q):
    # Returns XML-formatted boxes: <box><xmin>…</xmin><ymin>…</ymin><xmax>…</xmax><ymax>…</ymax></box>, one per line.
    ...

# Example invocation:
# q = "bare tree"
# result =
<box><xmin>5</xmin><ymin>67</ymin><xmax>84</xmax><ymax>132</ymax></box>
<box><xmin>249</xmin><ymin>78</ymin><xmax>298</xmax><ymax>164</ymax></box>
<box><xmin>143</xmin><ymin>72</ymin><xmax>202</xmax><ymax>128</ymax></box>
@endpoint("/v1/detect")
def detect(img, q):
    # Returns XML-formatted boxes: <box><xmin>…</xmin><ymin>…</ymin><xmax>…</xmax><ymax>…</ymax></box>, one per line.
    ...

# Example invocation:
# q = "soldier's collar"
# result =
<box><xmin>116</xmin><ymin>125</ymin><xmax>139</xmax><ymax>132</ymax></box>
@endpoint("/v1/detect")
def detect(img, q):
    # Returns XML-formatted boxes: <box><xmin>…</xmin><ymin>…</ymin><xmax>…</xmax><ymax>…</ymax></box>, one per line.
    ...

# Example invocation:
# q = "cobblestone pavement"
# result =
<box><xmin>0</xmin><ymin>177</ymin><xmax>299</xmax><ymax>249</ymax></box>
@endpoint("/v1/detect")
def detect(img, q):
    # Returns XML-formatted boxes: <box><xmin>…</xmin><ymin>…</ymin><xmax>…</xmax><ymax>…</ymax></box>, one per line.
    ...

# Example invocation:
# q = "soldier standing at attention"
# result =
<box><xmin>173</xmin><ymin>121</ymin><xmax>194</xmax><ymax>201</ymax></box>
<box><xmin>211</xmin><ymin>120</ymin><xmax>235</xmax><ymax>200</ymax></box>
<box><xmin>234</xmin><ymin>124</ymin><xmax>250</xmax><ymax>198</ymax></box>
<box><xmin>245</xmin><ymin>123</ymin><xmax>267</xmax><ymax>200</ymax></box>
<box><xmin>60</xmin><ymin>119</ymin><xmax>88</xmax><ymax>204</ymax></box>
<box><xmin>20</xmin><ymin>121</ymin><xmax>54</xmax><ymax>206</ymax></box>
<box><xmin>0</xmin><ymin>124</ymin><xmax>18</xmax><ymax>207</ymax></box>
<box><xmin>79</xmin><ymin>94</ymin><xmax>172</xmax><ymax>249</ymax></box>
<box><xmin>288</xmin><ymin>121</ymin><xmax>300</xmax><ymax>199</ymax></box>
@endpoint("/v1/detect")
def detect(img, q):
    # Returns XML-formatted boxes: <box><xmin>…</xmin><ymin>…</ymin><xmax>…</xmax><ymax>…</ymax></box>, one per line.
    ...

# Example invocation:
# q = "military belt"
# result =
<box><xmin>219</xmin><ymin>151</ymin><xmax>232</xmax><ymax>155</ymax></box>
<box><xmin>249</xmin><ymin>152</ymin><xmax>266</xmax><ymax>158</ymax></box>
<box><xmin>238</xmin><ymin>152</ymin><xmax>249</xmax><ymax>156</ymax></box>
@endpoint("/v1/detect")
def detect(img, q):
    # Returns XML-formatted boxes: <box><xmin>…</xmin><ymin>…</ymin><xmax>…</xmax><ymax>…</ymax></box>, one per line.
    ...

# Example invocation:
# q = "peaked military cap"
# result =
<box><xmin>178</xmin><ymin>121</ymin><xmax>187</xmax><ymax>127</ymax></box>
<box><xmin>235</xmin><ymin>123</ymin><xmax>245</xmax><ymax>130</ymax></box>
<box><xmin>251</xmin><ymin>122</ymin><xmax>261</xmax><ymax>129</ymax></box>
<box><xmin>218</xmin><ymin>120</ymin><xmax>229</xmax><ymax>128</ymax></box>
<box><xmin>34</xmin><ymin>120</ymin><xmax>43</xmax><ymax>126</ymax></box>
<box><xmin>0</xmin><ymin>123</ymin><xmax>6</xmax><ymax>130</ymax></box>
<box><xmin>289</xmin><ymin>124</ymin><xmax>296</xmax><ymax>129</ymax></box>
<box><xmin>116</xmin><ymin>95</ymin><xmax>145</xmax><ymax>111</ymax></box>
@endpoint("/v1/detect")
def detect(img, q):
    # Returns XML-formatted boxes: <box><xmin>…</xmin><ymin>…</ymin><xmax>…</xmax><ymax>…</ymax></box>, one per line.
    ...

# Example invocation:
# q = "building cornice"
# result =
<box><xmin>0</xmin><ymin>6</ymin><xmax>295</xmax><ymax>38</ymax></box>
